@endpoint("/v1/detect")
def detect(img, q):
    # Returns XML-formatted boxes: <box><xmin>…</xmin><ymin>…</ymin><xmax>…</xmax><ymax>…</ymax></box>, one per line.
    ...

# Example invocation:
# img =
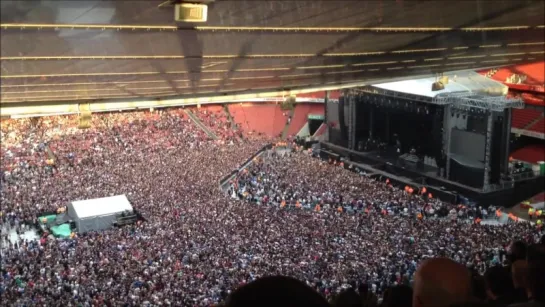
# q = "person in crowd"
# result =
<box><xmin>358</xmin><ymin>283</ymin><xmax>378</xmax><ymax>307</ymax></box>
<box><xmin>508</xmin><ymin>266</ymin><xmax>545</xmax><ymax>307</ymax></box>
<box><xmin>507</xmin><ymin>241</ymin><xmax>528</xmax><ymax>265</ymax></box>
<box><xmin>381</xmin><ymin>285</ymin><xmax>413</xmax><ymax>307</ymax></box>
<box><xmin>471</xmin><ymin>270</ymin><xmax>488</xmax><ymax>302</ymax></box>
<box><xmin>333</xmin><ymin>288</ymin><xmax>362</xmax><ymax>307</ymax></box>
<box><xmin>511</xmin><ymin>260</ymin><xmax>529</xmax><ymax>303</ymax></box>
<box><xmin>484</xmin><ymin>266</ymin><xmax>516</xmax><ymax>306</ymax></box>
<box><xmin>412</xmin><ymin>258</ymin><xmax>472</xmax><ymax>307</ymax></box>
<box><xmin>224</xmin><ymin>276</ymin><xmax>330</xmax><ymax>307</ymax></box>
<box><xmin>509</xmin><ymin>244</ymin><xmax>545</xmax><ymax>307</ymax></box>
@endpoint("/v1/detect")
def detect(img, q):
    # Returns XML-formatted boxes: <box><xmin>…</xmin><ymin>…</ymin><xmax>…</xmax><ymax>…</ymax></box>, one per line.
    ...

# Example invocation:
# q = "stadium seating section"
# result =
<box><xmin>480</xmin><ymin>62</ymin><xmax>545</xmax><ymax>86</ymax></box>
<box><xmin>286</xmin><ymin>104</ymin><xmax>325</xmax><ymax>137</ymax></box>
<box><xmin>527</xmin><ymin>117</ymin><xmax>545</xmax><ymax>134</ymax></box>
<box><xmin>511</xmin><ymin>108</ymin><xmax>543</xmax><ymax>129</ymax></box>
<box><xmin>511</xmin><ymin>144</ymin><xmax>545</xmax><ymax>164</ymax></box>
<box><xmin>228</xmin><ymin>103</ymin><xmax>287</xmax><ymax>137</ymax></box>
<box><xmin>296</xmin><ymin>91</ymin><xmax>340</xmax><ymax>100</ymax></box>
<box><xmin>530</xmin><ymin>191</ymin><xmax>545</xmax><ymax>203</ymax></box>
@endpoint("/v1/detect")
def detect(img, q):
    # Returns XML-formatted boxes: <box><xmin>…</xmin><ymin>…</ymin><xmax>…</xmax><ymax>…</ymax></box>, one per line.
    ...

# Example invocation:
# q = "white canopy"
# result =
<box><xmin>67</xmin><ymin>195</ymin><xmax>133</xmax><ymax>233</ymax></box>
<box><xmin>71</xmin><ymin>195</ymin><xmax>132</xmax><ymax>218</ymax></box>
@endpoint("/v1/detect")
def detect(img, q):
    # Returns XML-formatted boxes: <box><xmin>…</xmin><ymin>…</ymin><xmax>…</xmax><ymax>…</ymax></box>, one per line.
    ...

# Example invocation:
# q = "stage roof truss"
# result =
<box><xmin>360</xmin><ymin>86</ymin><xmax>524</xmax><ymax>111</ymax></box>
<box><xmin>433</xmin><ymin>92</ymin><xmax>524</xmax><ymax>111</ymax></box>
<box><xmin>357</xmin><ymin>87</ymin><xmax>433</xmax><ymax>104</ymax></box>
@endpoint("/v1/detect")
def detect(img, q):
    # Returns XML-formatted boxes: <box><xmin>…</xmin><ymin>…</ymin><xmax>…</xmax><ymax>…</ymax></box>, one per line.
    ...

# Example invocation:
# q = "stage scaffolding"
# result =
<box><xmin>359</xmin><ymin>87</ymin><xmax>525</xmax><ymax>111</ymax></box>
<box><xmin>434</xmin><ymin>93</ymin><xmax>523</xmax><ymax>191</ymax></box>
<box><xmin>348</xmin><ymin>87</ymin><xmax>524</xmax><ymax>192</ymax></box>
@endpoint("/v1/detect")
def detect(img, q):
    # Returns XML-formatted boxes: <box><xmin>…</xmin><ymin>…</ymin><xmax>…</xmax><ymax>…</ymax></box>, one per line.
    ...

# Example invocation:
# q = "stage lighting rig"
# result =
<box><xmin>431</xmin><ymin>73</ymin><xmax>447</xmax><ymax>91</ymax></box>
<box><xmin>432</xmin><ymin>81</ymin><xmax>445</xmax><ymax>91</ymax></box>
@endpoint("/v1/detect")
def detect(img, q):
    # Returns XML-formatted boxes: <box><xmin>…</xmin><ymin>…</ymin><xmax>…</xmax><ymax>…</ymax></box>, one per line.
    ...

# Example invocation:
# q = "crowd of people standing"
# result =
<box><xmin>0</xmin><ymin>106</ymin><xmax>543</xmax><ymax>306</ymax></box>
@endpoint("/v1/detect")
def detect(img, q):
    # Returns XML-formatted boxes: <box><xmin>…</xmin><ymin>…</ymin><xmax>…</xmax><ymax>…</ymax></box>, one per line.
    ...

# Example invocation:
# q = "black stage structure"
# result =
<box><xmin>321</xmin><ymin>87</ymin><xmax>544</xmax><ymax>207</ymax></box>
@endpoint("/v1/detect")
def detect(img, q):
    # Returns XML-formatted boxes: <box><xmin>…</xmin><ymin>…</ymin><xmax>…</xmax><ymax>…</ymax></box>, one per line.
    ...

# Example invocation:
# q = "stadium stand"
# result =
<box><xmin>527</xmin><ymin>116</ymin><xmax>545</xmax><ymax>134</ymax></box>
<box><xmin>296</xmin><ymin>91</ymin><xmax>341</xmax><ymax>100</ymax></box>
<box><xmin>531</xmin><ymin>191</ymin><xmax>545</xmax><ymax>203</ymax></box>
<box><xmin>521</xmin><ymin>93</ymin><xmax>545</xmax><ymax>106</ymax></box>
<box><xmin>191</xmin><ymin>105</ymin><xmax>238</xmax><ymax>141</ymax></box>
<box><xmin>286</xmin><ymin>103</ymin><xmax>325</xmax><ymax>137</ymax></box>
<box><xmin>511</xmin><ymin>108</ymin><xmax>544</xmax><ymax>129</ymax></box>
<box><xmin>511</xmin><ymin>144</ymin><xmax>545</xmax><ymax>164</ymax></box>
<box><xmin>483</xmin><ymin>62</ymin><xmax>545</xmax><ymax>86</ymax></box>
<box><xmin>228</xmin><ymin>103</ymin><xmax>287</xmax><ymax>137</ymax></box>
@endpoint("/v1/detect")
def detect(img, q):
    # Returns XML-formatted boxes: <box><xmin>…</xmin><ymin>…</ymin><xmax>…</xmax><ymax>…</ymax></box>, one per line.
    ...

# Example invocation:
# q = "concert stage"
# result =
<box><xmin>322</xmin><ymin>72</ymin><xmax>544</xmax><ymax>207</ymax></box>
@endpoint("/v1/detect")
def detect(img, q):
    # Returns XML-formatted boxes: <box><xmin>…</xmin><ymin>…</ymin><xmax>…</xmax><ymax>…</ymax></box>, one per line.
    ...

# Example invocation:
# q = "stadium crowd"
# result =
<box><xmin>1</xmin><ymin>107</ymin><xmax>544</xmax><ymax>307</ymax></box>
<box><xmin>192</xmin><ymin>107</ymin><xmax>242</xmax><ymax>142</ymax></box>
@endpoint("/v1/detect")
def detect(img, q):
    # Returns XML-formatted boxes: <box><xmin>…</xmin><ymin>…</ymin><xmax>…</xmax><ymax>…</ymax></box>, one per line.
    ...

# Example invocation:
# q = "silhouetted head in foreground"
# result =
<box><xmin>507</xmin><ymin>241</ymin><xmax>527</xmax><ymax>264</ymax></box>
<box><xmin>383</xmin><ymin>285</ymin><xmax>413</xmax><ymax>307</ymax></box>
<box><xmin>225</xmin><ymin>276</ymin><xmax>330</xmax><ymax>307</ymax></box>
<box><xmin>333</xmin><ymin>288</ymin><xmax>361</xmax><ymax>307</ymax></box>
<box><xmin>483</xmin><ymin>266</ymin><xmax>514</xmax><ymax>302</ymax></box>
<box><xmin>413</xmin><ymin>258</ymin><xmax>472</xmax><ymax>307</ymax></box>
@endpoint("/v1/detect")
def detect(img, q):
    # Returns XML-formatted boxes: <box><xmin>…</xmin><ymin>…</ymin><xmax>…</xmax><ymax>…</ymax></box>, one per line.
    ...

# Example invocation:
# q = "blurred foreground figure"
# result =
<box><xmin>225</xmin><ymin>276</ymin><xmax>330</xmax><ymax>307</ymax></box>
<box><xmin>509</xmin><ymin>244</ymin><xmax>545</xmax><ymax>307</ymax></box>
<box><xmin>413</xmin><ymin>258</ymin><xmax>472</xmax><ymax>307</ymax></box>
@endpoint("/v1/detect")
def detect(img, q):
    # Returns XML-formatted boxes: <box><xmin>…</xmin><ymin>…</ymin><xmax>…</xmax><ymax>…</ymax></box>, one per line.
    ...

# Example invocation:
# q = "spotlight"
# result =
<box><xmin>431</xmin><ymin>81</ymin><xmax>445</xmax><ymax>91</ymax></box>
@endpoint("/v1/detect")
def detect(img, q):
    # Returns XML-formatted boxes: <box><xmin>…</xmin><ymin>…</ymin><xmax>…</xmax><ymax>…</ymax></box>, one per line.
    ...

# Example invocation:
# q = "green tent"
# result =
<box><xmin>39</xmin><ymin>214</ymin><xmax>57</xmax><ymax>224</ymax></box>
<box><xmin>50</xmin><ymin>223</ymin><xmax>72</xmax><ymax>238</ymax></box>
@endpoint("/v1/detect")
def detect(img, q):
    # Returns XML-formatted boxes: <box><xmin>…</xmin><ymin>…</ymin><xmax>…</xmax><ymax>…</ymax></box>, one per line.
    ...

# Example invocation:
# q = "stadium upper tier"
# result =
<box><xmin>1</xmin><ymin>0</ymin><xmax>544</xmax><ymax>106</ymax></box>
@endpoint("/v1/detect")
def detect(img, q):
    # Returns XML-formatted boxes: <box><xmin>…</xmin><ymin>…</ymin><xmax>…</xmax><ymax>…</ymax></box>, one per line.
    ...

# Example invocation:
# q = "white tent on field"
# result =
<box><xmin>67</xmin><ymin>195</ymin><xmax>133</xmax><ymax>233</ymax></box>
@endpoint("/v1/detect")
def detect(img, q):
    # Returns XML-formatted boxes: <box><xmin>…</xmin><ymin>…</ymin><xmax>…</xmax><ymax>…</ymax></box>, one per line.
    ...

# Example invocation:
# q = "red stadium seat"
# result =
<box><xmin>511</xmin><ymin>108</ymin><xmax>544</xmax><ymax>129</ymax></box>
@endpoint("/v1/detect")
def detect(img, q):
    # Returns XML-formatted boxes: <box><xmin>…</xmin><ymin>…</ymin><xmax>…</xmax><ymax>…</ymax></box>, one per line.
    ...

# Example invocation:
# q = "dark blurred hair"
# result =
<box><xmin>470</xmin><ymin>270</ymin><xmax>487</xmax><ymax>301</ymax></box>
<box><xmin>382</xmin><ymin>285</ymin><xmax>413</xmax><ymax>307</ymax></box>
<box><xmin>448</xmin><ymin>302</ymin><xmax>495</xmax><ymax>307</ymax></box>
<box><xmin>484</xmin><ymin>266</ymin><xmax>514</xmax><ymax>297</ymax></box>
<box><xmin>334</xmin><ymin>288</ymin><xmax>361</xmax><ymax>307</ymax></box>
<box><xmin>526</xmin><ymin>244</ymin><xmax>545</xmax><ymax>269</ymax></box>
<box><xmin>358</xmin><ymin>283</ymin><xmax>369</xmax><ymax>297</ymax></box>
<box><xmin>508</xmin><ymin>241</ymin><xmax>527</xmax><ymax>264</ymax></box>
<box><xmin>525</xmin><ymin>244</ymin><xmax>545</xmax><ymax>302</ymax></box>
<box><xmin>527</xmin><ymin>264</ymin><xmax>545</xmax><ymax>302</ymax></box>
<box><xmin>225</xmin><ymin>276</ymin><xmax>330</xmax><ymax>307</ymax></box>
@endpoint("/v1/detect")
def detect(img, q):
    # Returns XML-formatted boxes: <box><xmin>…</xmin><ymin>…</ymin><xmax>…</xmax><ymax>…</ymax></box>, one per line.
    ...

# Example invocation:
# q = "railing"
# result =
<box><xmin>511</xmin><ymin>170</ymin><xmax>539</xmax><ymax>181</ymax></box>
<box><xmin>184</xmin><ymin>109</ymin><xmax>218</xmax><ymax>140</ymax></box>
<box><xmin>218</xmin><ymin>144</ymin><xmax>273</xmax><ymax>190</ymax></box>
<box><xmin>511</xmin><ymin>127</ymin><xmax>545</xmax><ymax>140</ymax></box>
<box><xmin>482</xmin><ymin>170</ymin><xmax>541</xmax><ymax>192</ymax></box>
<box><xmin>482</xmin><ymin>181</ymin><xmax>515</xmax><ymax>193</ymax></box>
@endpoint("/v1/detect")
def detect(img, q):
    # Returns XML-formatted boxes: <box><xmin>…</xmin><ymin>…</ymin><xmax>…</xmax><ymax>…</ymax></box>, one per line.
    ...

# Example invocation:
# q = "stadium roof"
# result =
<box><xmin>1</xmin><ymin>0</ymin><xmax>544</xmax><ymax>106</ymax></box>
